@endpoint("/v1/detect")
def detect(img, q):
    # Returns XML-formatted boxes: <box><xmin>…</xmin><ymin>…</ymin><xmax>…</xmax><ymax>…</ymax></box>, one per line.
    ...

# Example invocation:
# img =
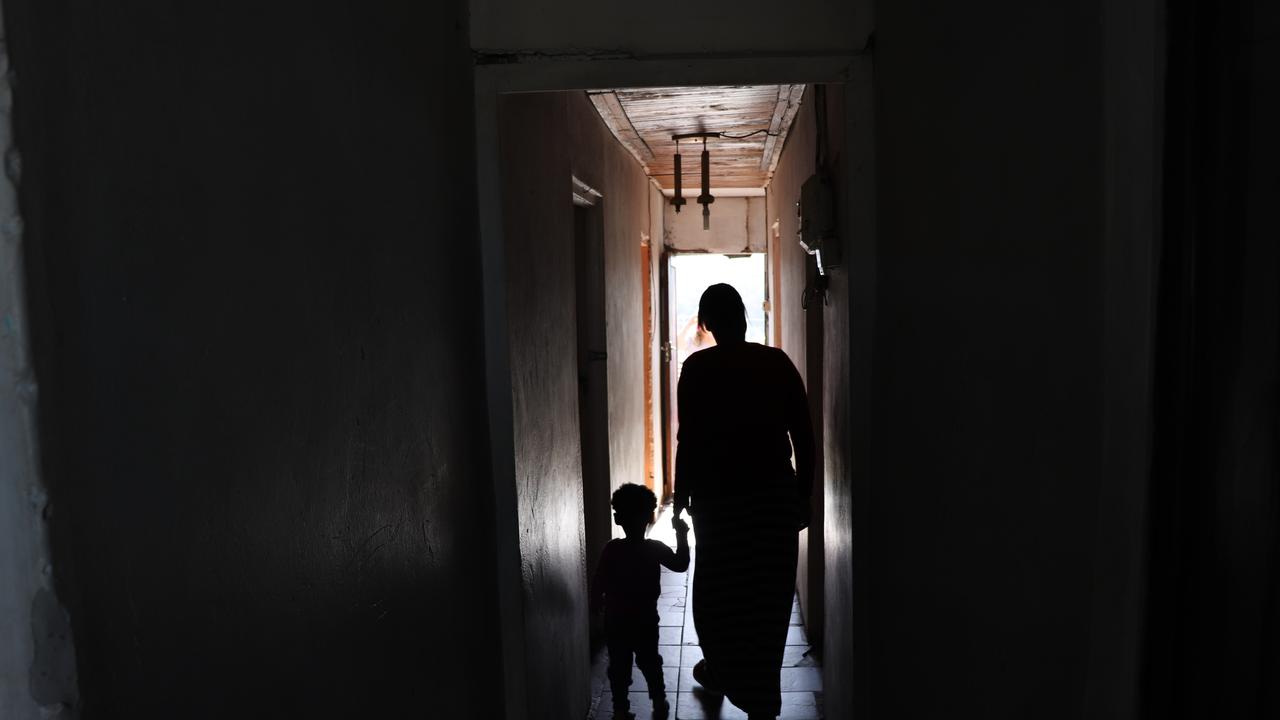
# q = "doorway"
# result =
<box><xmin>475</xmin><ymin>60</ymin><xmax>874</xmax><ymax>720</ymax></box>
<box><xmin>669</xmin><ymin>253</ymin><xmax>768</xmax><ymax>365</ymax></box>
<box><xmin>660</xmin><ymin>252</ymin><xmax>769</xmax><ymax>495</ymax></box>
<box><xmin>575</xmin><ymin>189</ymin><xmax>612</xmax><ymax>654</ymax></box>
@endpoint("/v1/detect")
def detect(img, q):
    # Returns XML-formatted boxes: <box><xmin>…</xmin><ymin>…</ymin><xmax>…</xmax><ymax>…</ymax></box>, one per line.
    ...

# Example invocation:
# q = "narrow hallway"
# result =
<box><xmin>591</xmin><ymin>507</ymin><xmax>823</xmax><ymax>720</ymax></box>
<box><xmin>6</xmin><ymin>0</ymin><xmax>1273</xmax><ymax>717</ymax></box>
<box><xmin>499</xmin><ymin>83</ymin><xmax>831</xmax><ymax>719</ymax></box>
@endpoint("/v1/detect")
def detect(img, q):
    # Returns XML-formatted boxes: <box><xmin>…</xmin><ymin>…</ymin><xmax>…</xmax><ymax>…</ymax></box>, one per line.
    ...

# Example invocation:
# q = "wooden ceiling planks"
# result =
<box><xmin>588</xmin><ymin>84</ymin><xmax>805</xmax><ymax>192</ymax></box>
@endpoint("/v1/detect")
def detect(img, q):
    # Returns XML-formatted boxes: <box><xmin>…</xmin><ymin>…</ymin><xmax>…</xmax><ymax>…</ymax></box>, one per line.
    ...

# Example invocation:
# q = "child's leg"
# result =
<box><xmin>633</xmin><ymin>621</ymin><xmax>666</xmax><ymax>698</ymax></box>
<box><xmin>605</xmin><ymin>631</ymin><xmax>635</xmax><ymax>708</ymax></box>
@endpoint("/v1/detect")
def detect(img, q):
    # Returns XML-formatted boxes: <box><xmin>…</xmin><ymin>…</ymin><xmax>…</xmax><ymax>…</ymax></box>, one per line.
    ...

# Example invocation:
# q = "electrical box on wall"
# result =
<box><xmin>797</xmin><ymin>172</ymin><xmax>840</xmax><ymax>269</ymax></box>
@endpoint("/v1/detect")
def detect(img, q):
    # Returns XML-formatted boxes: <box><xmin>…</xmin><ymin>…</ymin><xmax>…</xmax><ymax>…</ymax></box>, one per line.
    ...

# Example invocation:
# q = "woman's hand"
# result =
<box><xmin>672</xmin><ymin>516</ymin><xmax>690</xmax><ymax>534</ymax></box>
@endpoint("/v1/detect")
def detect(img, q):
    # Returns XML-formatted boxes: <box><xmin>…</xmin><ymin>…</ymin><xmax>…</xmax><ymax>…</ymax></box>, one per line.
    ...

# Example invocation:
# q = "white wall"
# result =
<box><xmin>664</xmin><ymin>197</ymin><xmax>766</xmax><ymax>253</ymax></box>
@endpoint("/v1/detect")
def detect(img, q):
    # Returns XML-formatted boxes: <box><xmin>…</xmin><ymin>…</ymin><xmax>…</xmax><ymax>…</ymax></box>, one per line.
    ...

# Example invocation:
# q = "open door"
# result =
<box><xmin>659</xmin><ymin>252</ymin><xmax>771</xmax><ymax>507</ymax></box>
<box><xmin>658</xmin><ymin>250</ymin><xmax>678</xmax><ymax>504</ymax></box>
<box><xmin>641</xmin><ymin>237</ymin><xmax>657</xmax><ymax>496</ymax></box>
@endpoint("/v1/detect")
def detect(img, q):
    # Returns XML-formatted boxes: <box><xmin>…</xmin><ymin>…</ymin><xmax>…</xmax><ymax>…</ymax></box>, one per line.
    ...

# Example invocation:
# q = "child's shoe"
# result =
<box><xmin>611</xmin><ymin>698</ymin><xmax>635</xmax><ymax>720</ymax></box>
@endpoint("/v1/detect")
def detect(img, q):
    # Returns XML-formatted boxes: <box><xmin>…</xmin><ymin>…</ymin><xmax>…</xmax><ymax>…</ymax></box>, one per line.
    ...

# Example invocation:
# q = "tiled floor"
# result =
<box><xmin>589</xmin><ymin>509</ymin><xmax>823</xmax><ymax>720</ymax></box>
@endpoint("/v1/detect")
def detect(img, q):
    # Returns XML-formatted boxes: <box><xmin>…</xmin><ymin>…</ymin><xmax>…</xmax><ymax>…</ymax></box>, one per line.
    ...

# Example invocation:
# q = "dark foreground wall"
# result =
<box><xmin>1143</xmin><ymin>0</ymin><xmax>1280</xmax><ymax>716</ymax></box>
<box><xmin>866</xmin><ymin>3</ymin><xmax>1116</xmax><ymax>717</ymax></box>
<box><xmin>5</xmin><ymin>1</ymin><xmax>500</xmax><ymax>716</ymax></box>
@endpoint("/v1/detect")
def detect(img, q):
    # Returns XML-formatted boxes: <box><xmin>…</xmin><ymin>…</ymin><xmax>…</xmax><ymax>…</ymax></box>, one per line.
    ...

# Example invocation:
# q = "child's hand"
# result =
<box><xmin>672</xmin><ymin>516</ymin><xmax>690</xmax><ymax>534</ymax></box>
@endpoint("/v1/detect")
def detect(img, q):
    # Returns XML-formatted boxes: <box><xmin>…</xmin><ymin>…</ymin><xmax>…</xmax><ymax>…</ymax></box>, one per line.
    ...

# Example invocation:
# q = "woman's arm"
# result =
<box><xmin>673</xmin><ymin>359</ymin><xmax>699</xmax><ymax>517</ymax></box>
<box><xmin>782</xmin><ymin>353</ymin><xmax>815</xmax><ymax>513</ymax></box>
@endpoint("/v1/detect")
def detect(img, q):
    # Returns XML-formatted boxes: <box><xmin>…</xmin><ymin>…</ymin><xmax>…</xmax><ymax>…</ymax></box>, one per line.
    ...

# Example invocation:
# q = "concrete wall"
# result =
<box><xmin>1087</xmin><ymin>0</ymin><xmax>1162</xmax><ymax>714</ymax></box>
<box><xmin>765</xmin><ymin>86</ymin><xmax>824</xmax><ymax>649</ymax></box>
<box><xmin>499</xmin><ymin>90</ymin><xmax>652</xmax><ymax>718</ymax></box>
<box><xmin>499</xmin><ymin>92</ymin><xmax>588</xmax><ymax>720</ymax></box>
<box><xmin>766</xmin><ymin>169</ymin><xmax>810</xmax><ymax>378</ymax></box>
<box><xmin>470</xmin><ymin>0</ymin><xmax>868</xmax><ymax>56</ymax></box>
<box><xmin>863</xmin><ymin>2</ymin><xmax>1116</xmax><ymax>717</ymax></box>
<box><xmin>568</xmin><ymin>92</ymin><xmax>654</xmax><ymax>513</ymax></box>
<box><xmin>1143</xmin><ymin>0</ymin><xmax>1279</xmax><ymax>715</ymax></box>
<box><xmin>821</xmin><ymin>81</ymin><xmax>860</xmax><ymax>719</ymax></box>
<box><xmin>755</xmin><ymin>5</ymin><xmax>1154</xmax><ymax>719</ymax></box>
<box><xmin>0</xmin><ymin>11</ymin><xmax>77</xmax><ymax>716</ymax></box>
<box><xmin>4</xmin><ymin>1</ymin><xmax>501</xmax><ymax>716</ymax></box>
<box><xmin>663</xmin><ymin>197</ymin><xmax>766</xmax><ymax>254</ymax></box>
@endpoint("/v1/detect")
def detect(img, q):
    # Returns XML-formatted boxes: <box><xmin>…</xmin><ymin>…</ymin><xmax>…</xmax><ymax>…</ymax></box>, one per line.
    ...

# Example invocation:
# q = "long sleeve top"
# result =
<box><xmin>673</xmin><ymin>342</ymin><xmax>814</xmax><ymax>513</ymax></box>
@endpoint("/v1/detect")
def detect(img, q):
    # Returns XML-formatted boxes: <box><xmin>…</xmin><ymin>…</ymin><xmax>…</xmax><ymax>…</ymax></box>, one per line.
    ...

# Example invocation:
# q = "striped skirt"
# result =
<box><xmin>690</xmin><ymin>484</ymin><xmax>799</xmax><ymax>717</ymax></box>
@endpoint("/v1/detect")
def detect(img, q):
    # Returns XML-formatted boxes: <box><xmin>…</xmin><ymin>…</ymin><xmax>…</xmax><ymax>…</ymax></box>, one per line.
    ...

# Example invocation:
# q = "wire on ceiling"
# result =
<box><xmin>716</xmin><ymin>129</ymin><xmax>780</xmax><ymax>139</ymax></box>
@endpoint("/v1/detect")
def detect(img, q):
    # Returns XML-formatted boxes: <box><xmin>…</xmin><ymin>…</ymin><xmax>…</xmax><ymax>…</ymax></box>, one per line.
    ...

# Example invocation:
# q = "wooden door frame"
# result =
<box><xmin>657</xmin><ymin>247</ymin><xmax>675</xmax><ymax>504</ymax></box>
<box><xmin>641</xmin><ymin>235</ymin><xmax>655</xmax><ymax>496</ymax></box>
<box><xmin>473</xmin><ymin>54</ymin><xmax>872</xmax><ymax>720</ymax></box>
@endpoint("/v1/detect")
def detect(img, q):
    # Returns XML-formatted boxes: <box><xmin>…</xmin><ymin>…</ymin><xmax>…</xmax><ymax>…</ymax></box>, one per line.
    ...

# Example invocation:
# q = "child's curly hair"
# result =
<box><xmin>611</xmin><ymin>483</ymin><xmax>657</xmax><ymax>516</ymax></box>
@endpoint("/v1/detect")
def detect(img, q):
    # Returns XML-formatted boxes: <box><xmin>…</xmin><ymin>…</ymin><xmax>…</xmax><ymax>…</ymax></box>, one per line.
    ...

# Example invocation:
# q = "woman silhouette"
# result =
<box><xmin>673</xmin><ymin>283</ymin><xmax>814</xmax><ymax>719</ymax></box>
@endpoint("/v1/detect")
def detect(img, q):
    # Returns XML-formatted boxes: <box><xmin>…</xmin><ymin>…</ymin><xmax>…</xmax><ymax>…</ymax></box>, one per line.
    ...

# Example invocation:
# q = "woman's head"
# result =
<box><xmin>698</xmin><ymin>283</ymin><xmax>747</xmax><ymax>343</ymax></box>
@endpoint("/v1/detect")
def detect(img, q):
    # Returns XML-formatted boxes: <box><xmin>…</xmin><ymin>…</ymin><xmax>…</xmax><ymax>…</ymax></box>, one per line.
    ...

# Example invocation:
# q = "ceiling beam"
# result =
<box><xmin>760</xmin><ymin>84</ymin><xmax>806</xmax><ymax>174</ymax></box>
<box><xmin>587</xmin><ymin>91</ymin><xmax>655</xmax><ymax>171</ymax></box>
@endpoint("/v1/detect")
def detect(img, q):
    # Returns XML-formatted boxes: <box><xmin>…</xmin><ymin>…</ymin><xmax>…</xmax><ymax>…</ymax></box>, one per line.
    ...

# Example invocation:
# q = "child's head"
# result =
<box><xmin>611</xmin><ymin>483</ymin><xmax>657</xmax><ymax>538</ymax></box>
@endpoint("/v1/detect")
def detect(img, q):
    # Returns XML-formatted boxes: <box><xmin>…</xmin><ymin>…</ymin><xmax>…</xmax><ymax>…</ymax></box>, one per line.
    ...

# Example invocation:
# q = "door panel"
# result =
<box><xmin>576</xmin><ymin>203</ymin><xmax>610</xmax><ymax>650</ymax></box>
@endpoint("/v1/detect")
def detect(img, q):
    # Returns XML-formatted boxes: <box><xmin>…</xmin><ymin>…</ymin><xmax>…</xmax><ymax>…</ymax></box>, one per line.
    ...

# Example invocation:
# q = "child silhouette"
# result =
<box><xmin>591</xmin><ymin>483</ymin><xmax>690</xmax><ymax>719</ymax></box>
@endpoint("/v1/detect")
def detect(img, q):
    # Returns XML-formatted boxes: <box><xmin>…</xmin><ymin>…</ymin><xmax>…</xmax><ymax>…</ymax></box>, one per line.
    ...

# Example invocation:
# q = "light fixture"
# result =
<box><xmin>671</xmin><ymin>140</ymin><xmax>687</xmax><ymax>214</ymax></box>
<box><xmin>669</xmin><ymin>129</ymin><xmax>777</xmax><ymax>230</ymax></box>
<box><xmin>670</xmin><ymin>132</ymin><xmax>718</xmax><ymax>231</ymax></box>
<box><xmin>697</xmin><ymin>136</ymin><xmax>714</xmax><ymax>231</ymax></box>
